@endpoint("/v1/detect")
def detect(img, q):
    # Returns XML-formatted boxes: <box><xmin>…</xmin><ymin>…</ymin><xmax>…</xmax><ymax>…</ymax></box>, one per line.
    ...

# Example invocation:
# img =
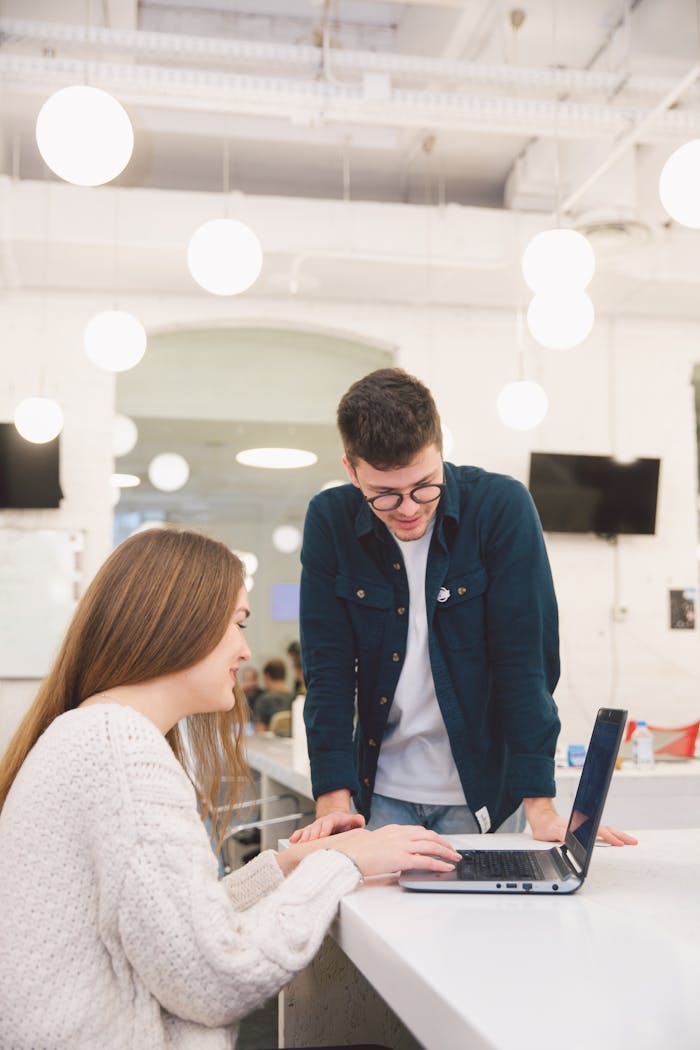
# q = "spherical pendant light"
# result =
<box><xmin>84</xmin><ymin>311</ymin><xmax>147</xmax><ymax>372</ymax></box>
<box><xmin>14</xmin><ymin>396</ymin><xmax>64</xmax><ymax>443</ymax></box>
<box><xmin>187</xmin><ymin>218</ymin><xmax>263</xmax><ymax>295</ymax></box>
<box><xmin>272</xmin><ymin>525</ymin><xmax>301</xmax><ymax>554</ymax></box>
<box><xmin>35</xmin><ymin>85</ymin><xmax>134</xmax><ymax>187</ymax></box>
<box><xmin>658</xmin><ymin>139</ymin><xmax>700</xmax><ymax>228</ymax></box>
<box><xmin>233</xmin><ymin>550</ymin><xmax>259</xmax><ymax>576</ymax></box>
<box><xmin>113</xmin><ymin>414</ymin><xmax>138</xmax><ymax>457</ymax></box>
<box><xmin>527</xmin><ymin>291</ymin><xmax>595</xmax><ymax>350</ymax></box>
<box><xmin>496</xmin><ymin>381</ymin><xmax>549</xmax><ymax>431</ymax></box>
<box><xmin>148</xmin><ymin>452</ymin><xmax>190</xmax><ymax>492</ymax></box>
<box><xmin>236</xmin><ymin>447</ymin><xmax>317</xmax><ymax>469</ymax></box>
<box><xmin>522</xmin><ymin>229</ymin><xmax>595</xmax><ymax>294</ymax></box>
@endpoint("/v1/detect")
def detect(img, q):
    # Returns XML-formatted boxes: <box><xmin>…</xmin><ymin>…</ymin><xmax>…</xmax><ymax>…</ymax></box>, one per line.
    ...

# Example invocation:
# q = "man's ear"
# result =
<box><xmin>342</xmin><ymin>455</ymin><xmax>360</xmax><ymax>488</ymax></box>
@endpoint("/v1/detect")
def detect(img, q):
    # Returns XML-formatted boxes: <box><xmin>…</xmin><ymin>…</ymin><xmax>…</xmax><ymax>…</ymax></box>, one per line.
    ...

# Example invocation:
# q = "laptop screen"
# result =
<box><xmin>564</xmin><ymin>709</ymin><xmax>626</xmax><ymax>874</ymax></box>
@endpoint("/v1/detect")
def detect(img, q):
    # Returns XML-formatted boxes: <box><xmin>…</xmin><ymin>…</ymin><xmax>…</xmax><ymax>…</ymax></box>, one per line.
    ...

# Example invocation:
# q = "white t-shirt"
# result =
<box><xmin>373</xmin><ymin>520</ymin><xmax>466</xmax><ymax>805</ymax></box>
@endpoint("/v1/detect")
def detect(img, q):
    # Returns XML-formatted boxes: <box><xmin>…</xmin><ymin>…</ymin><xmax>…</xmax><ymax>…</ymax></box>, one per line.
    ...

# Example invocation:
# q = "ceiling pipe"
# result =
<box><xmin>1</xmin><ymin>17</ymin><xmax>698</xmax><ymax>101</ymax></box>
<box><xmin>560</xmin><ymin>62</ymin><xmax>700</xmax><ymax>214</ymax></box>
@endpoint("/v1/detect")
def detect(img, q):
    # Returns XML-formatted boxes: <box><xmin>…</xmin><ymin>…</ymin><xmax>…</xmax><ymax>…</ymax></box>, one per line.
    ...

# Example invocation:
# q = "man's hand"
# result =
<box><xmin>524</xmin><ymin>797</ymin><xmax>638</xmax><ymax>846</ymax></box>
<box><xmin>288</xmin><ymin>788</ymin><xmax>365</xmax><ymax>843</ymax></box>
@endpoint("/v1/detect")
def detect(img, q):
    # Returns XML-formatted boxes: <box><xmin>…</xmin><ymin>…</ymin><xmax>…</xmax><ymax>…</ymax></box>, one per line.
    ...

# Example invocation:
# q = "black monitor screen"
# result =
<box><xmin>528</xmin><ymin>452</ymin><xmax>660</xmax><ymax>535</ymax></box>
<box><xmin>0</xmin><ymin>423</ymin><xmax>63</xmax><ymax>509</ymax></box>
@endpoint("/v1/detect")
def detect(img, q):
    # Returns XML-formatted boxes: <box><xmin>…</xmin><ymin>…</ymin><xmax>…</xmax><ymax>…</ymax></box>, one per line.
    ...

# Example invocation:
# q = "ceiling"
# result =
<box><xmin>2</xmin><ymin>0</ymin><xmax>700</xmax><ymax>532</ymax></box>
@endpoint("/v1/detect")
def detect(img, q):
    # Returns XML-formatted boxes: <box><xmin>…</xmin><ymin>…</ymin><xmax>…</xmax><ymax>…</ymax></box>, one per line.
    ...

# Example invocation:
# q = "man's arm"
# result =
<box><xmin>289</xmin><ymin>788</ymin><xmax>365</xmax><ymax>843</ymax></box>
<box><xmin>298</xmin><ymin>496</ymin><xmax>361</xmax><ymax>809</ymax></box>
<box><xmin>524</xmin><ymin>797</ymin><xmax>638</xmax><ymax>846</ymax></box>
<box><xmin>483</xmin><ymin>479</ymin><xmax>561</xmax><ymax>803</ymax></box>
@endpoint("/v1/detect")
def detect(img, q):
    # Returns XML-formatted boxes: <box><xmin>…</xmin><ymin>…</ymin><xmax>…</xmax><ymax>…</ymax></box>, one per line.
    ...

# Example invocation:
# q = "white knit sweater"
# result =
<box><xmin>0</xmin><ymin>704</ymin><xmax>360</xmax><ymax>1049</ymax></box>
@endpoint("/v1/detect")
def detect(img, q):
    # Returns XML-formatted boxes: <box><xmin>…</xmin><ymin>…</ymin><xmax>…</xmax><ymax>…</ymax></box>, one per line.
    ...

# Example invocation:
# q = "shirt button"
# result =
<box><xmin>397</xmin><ymin>606</ymin><xmax>406</xmax><ymax>615</ymax></box>
<box><xmin>356</xmin><ymin>588</ymin><xmax>366</xmax><ymax>598</ymax></box>
<box><xmin>457</xmin><ymin>586</ymin><xmax>467</xmax><ymax>595</ymax></box>
<box><xmin>379</xmin><ymin>696</ymin><xmax>388</xmax><ymax>705</ymax></box>
<box><xmin>393</xmin><ymin>562</ymin><xmax>401</xmax><ymax>571</ymax></box>
<box><xmin>392</xmin><ymin>652</ymin><xmax>400</xmax><ymax>662</ymax></box>
<box><xmin>363</xmin><ymin>777</ymin><xmax>370</xmax><ymax>787</ymax></box>
<box><xmin>368</xmin><ymin>738</ymin><xmax>377</xmax><ymax>748</ymax></box>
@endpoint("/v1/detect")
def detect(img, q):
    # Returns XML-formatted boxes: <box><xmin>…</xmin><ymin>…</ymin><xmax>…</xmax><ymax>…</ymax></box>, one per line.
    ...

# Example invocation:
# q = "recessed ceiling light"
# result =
<box><xmin>110</xmin><ymin>473</ymin><xmax>141</xmax><ymax>488</ymax></box>
<box><xmin>236</xmin><ymin>447</ymin><xmax>318</xmax><ymax>469</ymax></box>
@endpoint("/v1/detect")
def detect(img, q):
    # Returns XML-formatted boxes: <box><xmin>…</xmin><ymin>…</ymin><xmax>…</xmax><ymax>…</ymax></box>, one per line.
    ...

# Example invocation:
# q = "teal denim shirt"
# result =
<box><xmin>300</xmin><ymin>462</ymin><xmax>561</xmax><ymax>831</ymax></box>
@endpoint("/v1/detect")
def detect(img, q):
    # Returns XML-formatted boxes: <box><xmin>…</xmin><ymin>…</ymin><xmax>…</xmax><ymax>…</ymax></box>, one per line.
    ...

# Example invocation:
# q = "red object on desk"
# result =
<box><xmin>625</xmin><ymin>720</ymin><xmax>699</xmax><ymax>758</ymax></box>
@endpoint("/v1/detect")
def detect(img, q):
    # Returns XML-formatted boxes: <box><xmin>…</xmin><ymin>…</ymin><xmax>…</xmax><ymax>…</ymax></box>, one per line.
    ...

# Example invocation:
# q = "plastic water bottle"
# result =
<box><xmin>631</xmin><ymin>721</ymin><xmax>655</xmax><ymax>769</ymax></box>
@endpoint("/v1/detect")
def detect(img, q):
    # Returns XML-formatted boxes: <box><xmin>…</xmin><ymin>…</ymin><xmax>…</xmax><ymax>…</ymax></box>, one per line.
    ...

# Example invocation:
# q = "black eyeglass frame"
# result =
<box><xmin>364</xmin><ymin>482</ymin><xmax>446</xmax><ymax>512</ymax></box>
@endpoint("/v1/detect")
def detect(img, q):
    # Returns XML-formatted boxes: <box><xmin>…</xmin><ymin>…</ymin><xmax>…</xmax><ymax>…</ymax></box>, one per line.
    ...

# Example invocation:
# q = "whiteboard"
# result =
<box><xmin>0</xmin><ymin>529</ymin><xmax>84</xmax><ymax>678</ymax></box>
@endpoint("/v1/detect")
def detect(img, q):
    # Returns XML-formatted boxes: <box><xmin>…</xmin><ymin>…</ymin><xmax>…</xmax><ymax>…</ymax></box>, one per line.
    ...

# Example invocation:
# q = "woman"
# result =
<box><xmin>0</xmin><ymin>527</ymin><xmax>459</xmax><ymax>1049</ymax></box>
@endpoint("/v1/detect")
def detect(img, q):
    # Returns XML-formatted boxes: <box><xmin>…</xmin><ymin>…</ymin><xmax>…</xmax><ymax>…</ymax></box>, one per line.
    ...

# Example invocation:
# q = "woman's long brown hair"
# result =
<box><xmin>0</xmin><ymin>527</ymin><xmax>251</xmax><ymax>851</ymax></box>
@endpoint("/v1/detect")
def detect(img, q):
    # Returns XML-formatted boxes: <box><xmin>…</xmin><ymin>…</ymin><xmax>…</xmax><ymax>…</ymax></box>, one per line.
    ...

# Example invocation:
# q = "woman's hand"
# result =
<box><xmin>277</xmin><ymin>823</ymin><xmax>461</xmax><ymax>878</ymax></box>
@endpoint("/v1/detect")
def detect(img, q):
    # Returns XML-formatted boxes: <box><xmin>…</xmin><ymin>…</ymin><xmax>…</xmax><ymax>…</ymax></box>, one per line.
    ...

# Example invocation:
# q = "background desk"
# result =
<box><xmin>282</xmin><ymin>829</ymin><xmax>700</xmax><ymax>1050</ymax></box>
<box><xmin>245</xmin><ymin>735</ymin><xmax>700</xmax><ymax>842</ymax></box>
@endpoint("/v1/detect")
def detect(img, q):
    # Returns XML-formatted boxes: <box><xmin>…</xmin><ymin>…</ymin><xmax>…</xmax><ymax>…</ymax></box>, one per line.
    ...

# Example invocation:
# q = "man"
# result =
<box><xmin>240</xmin><ymin>666</ymin><xmax>264</xmax><ymax>720</ymax></box>
<box><xmin>292</xmin><ymin>368</ymin><xmax>635</xmax><ymax>848</ymax></box>
<box><xmin>254</xmin><ymin>658</ymin><xmax>293</xmax><ymax>732</ymax></box>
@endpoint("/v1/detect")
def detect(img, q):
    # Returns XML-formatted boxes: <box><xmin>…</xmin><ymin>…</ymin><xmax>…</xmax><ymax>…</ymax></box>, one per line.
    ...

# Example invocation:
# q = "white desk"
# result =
<box><xmin>245</xmin><ymin>735</ymin><xmax>700</xmax><ymax>835</ymax></box>
<box><xmin>282</xmin><ymin>829</ymin><xmax>700</xmax><ymax>1050</ymax></box>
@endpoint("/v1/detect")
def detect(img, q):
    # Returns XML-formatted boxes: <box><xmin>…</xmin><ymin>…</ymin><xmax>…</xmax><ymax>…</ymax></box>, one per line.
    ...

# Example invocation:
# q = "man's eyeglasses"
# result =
<box><xmin>365</xmin><ymin>483</ymin><xmax>445</xmax><ymax>512</ymax></box>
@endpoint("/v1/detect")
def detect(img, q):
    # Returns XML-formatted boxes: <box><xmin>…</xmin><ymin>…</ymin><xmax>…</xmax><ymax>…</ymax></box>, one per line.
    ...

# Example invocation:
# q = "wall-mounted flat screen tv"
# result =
<box><xmin>0</xmin><ymin>422</ymin><xmax>63</xmax><ymax>508</ymax></box>
<box><xmin>528</xmin><ymin>452</ymin><xmax>660</xmax><ymax>536</ymax></box>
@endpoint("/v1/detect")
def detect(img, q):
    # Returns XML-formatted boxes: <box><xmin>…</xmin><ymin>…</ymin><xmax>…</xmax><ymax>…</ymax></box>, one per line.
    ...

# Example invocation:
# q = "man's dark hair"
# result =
<box><xmin>337</xmin><ymin>368</ymin><xmax>442</xmax><ymax>469</ymax></box>
<box><xmin>263</xmin><ymin>658</ymin><xmax>287</xmax><ymax>682</ymax></box>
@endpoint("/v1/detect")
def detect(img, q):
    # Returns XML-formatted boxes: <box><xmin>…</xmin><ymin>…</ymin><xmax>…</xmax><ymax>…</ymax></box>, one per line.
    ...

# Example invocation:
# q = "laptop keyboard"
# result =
<box><xmin>457</xmin><ymin>849</ymin><xmax>545</xmax><ymax>881</ymax></box>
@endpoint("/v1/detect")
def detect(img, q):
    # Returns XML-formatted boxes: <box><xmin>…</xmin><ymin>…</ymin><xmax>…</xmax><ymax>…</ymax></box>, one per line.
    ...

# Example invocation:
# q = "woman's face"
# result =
<box><xmin>180</xmin><ymin>585</ymin><xmax>251</xmax><ymax>715</ymax></box>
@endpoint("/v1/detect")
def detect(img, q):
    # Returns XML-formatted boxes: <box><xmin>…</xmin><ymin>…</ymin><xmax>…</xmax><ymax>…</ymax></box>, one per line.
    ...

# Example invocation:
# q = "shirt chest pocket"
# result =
<box><xmin>335</xmin><ymin>574</ymin><xmax>393</xmax><ymax>647</ymax></box>
<box><xmin>435</xmin><ymin>566</ymin><xmax>488</xmax><ymax>650</ymax></box>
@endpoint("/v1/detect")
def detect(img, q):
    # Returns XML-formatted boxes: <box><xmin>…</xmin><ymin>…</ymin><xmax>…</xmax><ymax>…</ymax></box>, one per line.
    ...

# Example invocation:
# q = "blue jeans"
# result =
<box><xmin>366</xmin><ymin>793</ymin><xmax>526</xmax><ymax>835</ymax></box>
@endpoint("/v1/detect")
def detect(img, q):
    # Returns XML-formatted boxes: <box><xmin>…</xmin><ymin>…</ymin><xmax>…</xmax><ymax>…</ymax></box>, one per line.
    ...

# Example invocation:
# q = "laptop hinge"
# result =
<box><xmin>560</xmin><ymin>844</ymin><xmax>583</xmax><ymax>878</ymax></box>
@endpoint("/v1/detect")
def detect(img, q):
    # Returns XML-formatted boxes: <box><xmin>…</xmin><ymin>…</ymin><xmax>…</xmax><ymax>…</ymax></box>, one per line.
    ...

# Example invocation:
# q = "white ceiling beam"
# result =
<box><xmin>1</xmin><ymin>17</ymin><xmax>698</xmax><ymax>100</ymax></box>
<box><xmin>3</xmin><ymin>52</ymin><xmax>700</xmax><ymax>145</ymax></box>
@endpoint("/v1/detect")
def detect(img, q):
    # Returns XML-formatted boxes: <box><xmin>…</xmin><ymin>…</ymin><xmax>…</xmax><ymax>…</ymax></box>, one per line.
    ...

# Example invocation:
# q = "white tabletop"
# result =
<box><xmin>332</xmin><ymin>829</ymin><xmax>700</xmax><ymax>1050</ymax></box>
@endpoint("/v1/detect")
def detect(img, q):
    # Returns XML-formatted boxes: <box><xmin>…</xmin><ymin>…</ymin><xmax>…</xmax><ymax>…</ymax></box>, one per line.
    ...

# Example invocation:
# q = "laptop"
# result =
<box><xmin>399</xmin><ymin>707</ymin><xmax>626</xmax><ymax>895</ymax></box>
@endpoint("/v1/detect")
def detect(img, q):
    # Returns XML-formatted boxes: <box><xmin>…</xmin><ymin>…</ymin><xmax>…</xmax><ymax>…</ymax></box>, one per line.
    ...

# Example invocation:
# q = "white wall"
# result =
<box><xmin>0</xmin><ymin>293</ymin><xmax>115</xmax><ymax>753</ymax></box>
<box><xmin>1</xmin><ymin>185</ymin><xmax>698</xmax><ymax>757</ymax></box>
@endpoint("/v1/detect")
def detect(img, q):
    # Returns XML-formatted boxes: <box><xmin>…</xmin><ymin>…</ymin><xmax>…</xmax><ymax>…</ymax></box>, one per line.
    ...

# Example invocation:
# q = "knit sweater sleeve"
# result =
<box><xmin>222</xmin><ymin>849</ymin><xmax>285</xmax><ymax>910</ymax></box>
<box><xmin>116</xmin><ymin>742</ymin><xmax>360</xmax><ymax>1028</ymax></box>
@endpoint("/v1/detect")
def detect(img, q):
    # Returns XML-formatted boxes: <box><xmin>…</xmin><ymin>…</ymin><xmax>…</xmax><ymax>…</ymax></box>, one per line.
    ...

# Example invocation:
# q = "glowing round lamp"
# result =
<box><xmin>272</xmin><ymin>525</ymin><xmax>301</xmax><ymax>554</ymax></box>
<box><xmin>497</xmin><ymin>381</ymin><xmax>549</xmax><ymax>431</ymax></box>
<box><xmin>113</xmin><ymin>414</ymin><xmax>138</xmax><ymax>457</ymax></box>
<box><xmin>522</xmin><ymin>229</ymin><xmax>595</xmax><ymax>294</ymax></box>
<box><xmin>110</xmin><ymin>473</ymin><xmax>140</xmax><ymax>488</ymax></box>
<box><xmin>244</xmin><ymin>574</ymin><xmax>255</xmax><ymax>592</ymax></box>
<box><xmin>148</xmin><ymin>453</ymin><xmax>190</xmax><ymax>492</ymax></box>
<box><xmin>233</xmin><ymin>550</ymin><xmax>259</xmax><ymax>576</ymax></box>
<box><xmin>35</xmin><ymin>85</ymin><xmax>134</xmax><ymax>187</ymax></box>
<box><xmin>527</xmin><ymin>291</ymin><xmax>595</xmax><ymax>350</ymax></box>
<box><xmin>14</xmin><ymin>396</ymin><xmax>64</xmax><ymax>443</ymax></box>
<box><xmin>236</xmin><ymin>447</ymin><xmax>317</xmax><ymax>469</ymax></box>
<box><xmin>84</xmin><ymin>311</ymin><xmax>147</xmax><ymax>372</ymax></box>
<box><xmin>187</xmin><ymin>218</ymin><xmax>263</xmax><ymax>295</ymax></box>
<box><xmin>659</xmin><ymin>139</ymin><xmax>700</xmax><ymax>228</ymax></box>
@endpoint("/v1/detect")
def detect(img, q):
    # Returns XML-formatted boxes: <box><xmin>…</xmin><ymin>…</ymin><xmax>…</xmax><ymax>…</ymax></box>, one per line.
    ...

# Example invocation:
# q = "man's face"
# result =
<box><xmin>344</xmin><ymin>443</ymin><xmax>444</xmax><ymax>542</ymax></box>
